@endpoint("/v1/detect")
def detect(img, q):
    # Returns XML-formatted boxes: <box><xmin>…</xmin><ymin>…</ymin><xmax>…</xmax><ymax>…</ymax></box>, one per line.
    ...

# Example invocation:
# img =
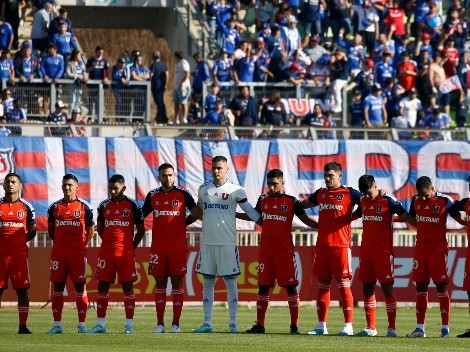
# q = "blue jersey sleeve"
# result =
<box><xmin>348</xmin><ymin>187</ymin><xmax>362</xmax><ymax>206</ymax></box>
<box><xmin>386</xmin><ymin>196</ymin><xmax>406</xmax><ymax>216</ymax></box>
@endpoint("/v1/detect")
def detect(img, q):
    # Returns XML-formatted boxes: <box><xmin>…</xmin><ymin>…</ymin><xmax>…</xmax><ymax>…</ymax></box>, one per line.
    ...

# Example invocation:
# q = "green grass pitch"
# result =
<box><xmin>1</xmin><ymin>305</ymin><xmax>470</xmax><ymax>351</ymax></box>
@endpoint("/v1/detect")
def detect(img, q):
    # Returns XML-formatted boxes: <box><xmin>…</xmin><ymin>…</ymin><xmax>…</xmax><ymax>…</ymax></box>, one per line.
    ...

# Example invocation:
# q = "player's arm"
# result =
<box><xmin>238</xmin><ymin>199</ymin><xmax>261</xmax><ymax>222</ymax></box>
<box><xmin>393</xmin><ymin>197</ymin><xmax>417</xmax><ymax>227</ymax></box>
<box><xmin>133</xmin><ymin>223</ymin><xmax>146</xmax><ymax>249</ymax></box>
<box><xmin>396</xmin><ymin>212</ymin><xmax>417</xmax><ymax>227</ymax></box>
<box><xmin>448</xmin><ymin>199</ymin><xmax>468</xmax><ymax>226</ymax></box>
<box><xmin>96</xmin><ymin>221</ymin><xmax>104</xmax><ymax>239</ymax></box>
<box><xmin>189</xmin><ymin>205</ymin><xmax>203</xmax><ymax>220</ymax></box>
<box><xmin>132</xmin><ymin>201</ymin><xmax>146</xmax><ymax>248</ymax></box>
<box><xmin>84</xmin><ymin>203</ymin><xmax>95</xmax><ymax>246</ymax></box>
<box><xmin>48</xmin><ymin>221</ymin><xmax>55</xmax><ymax>241</ymax></box>
<box><xmin>26</xmin><ymin>224</ymin><xmax>37</xmax><ymax>242</ymax></box>
<box><xmin>141</xmin><ymin>193</ymin><xmax>153</xmax><ymax>218</ymax></box>
<box><xmin>351</xmin><ymin>208</ymin><xmax>362</xmax><ymax>221</ymax></box>
<box><xmin>297</xmin><ymin>213</ymin><xmax>318</xmax><ymax>229</ymax></box>
<box><xmin>237</xmin><ymin>196</ymin><xmax>262</xmax><ymax>224</ymax></box>
<box><xmin>85</xmin><ymin>225</ymin><xmax>95</xmax><ymax>247</ymax></box>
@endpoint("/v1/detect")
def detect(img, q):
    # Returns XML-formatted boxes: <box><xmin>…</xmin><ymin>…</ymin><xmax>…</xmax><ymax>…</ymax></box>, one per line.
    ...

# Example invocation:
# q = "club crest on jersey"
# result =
<box><xmin>376</xmin><ymin>205</ymin><xmax>382</xmax><ymax>213</ymax></box>
<box><xmin>336</xmin><ymin>194</ymin><xmax>344</xmax><ymax>201</ymax></box>
<box><xmin>155</xmin><ymin>201</ymin><xmax>159</xmax><ymax>206</ymax></box>
<box><xmin>17</xmin><ymin>211</ymin><xmax>25</xmax><ymax>219</ymax></box>
<box><xmin>0</xmin><ymin>147</ymin><xmax>14</xmax><ymax>185</ymax></box>
<box><xmin>222</xmin><ymin>193</ymin><xmax>229</xmax><ymax>200</ymax></box>
<box><xmin>433</xmin><ymin>205</ymin><xmax>440</xmax><ymax>214</ymax></box>
<box><xmin>281</xmin><ymin>204</ymin><xmax>288</xmax><ymax>213</ymax></box>
<box><xmin>74</xmin><ymin>210</ymin><xmax>81</xmax><ymax>218</ymax></box>
<box><xmin>172</xmin><ymin>200</ymin><xmax>179</xmax><ymax>208</ymax></box>
<box><xmin>264</xmin><ymin>204</ymin><xmax>268</xmax><ymax>209</ymax></box>
<box><xmin>123</xmin><ymin>209</ymin><xmax>130</xmax><ymax>217</ymax></box>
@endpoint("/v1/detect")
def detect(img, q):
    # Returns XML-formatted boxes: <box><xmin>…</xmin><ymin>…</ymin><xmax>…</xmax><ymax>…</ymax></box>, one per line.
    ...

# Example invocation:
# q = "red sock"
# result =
<box><xmin>337</xmin><ymin>280</ymin><xmax>353</xmax><ymax>323</ymax></box>
<box><xmin>172</xmin><ymin>288</ymin><xmax>184</xmax><ymax>326</ymax></box>
<box><xmin>416</xmin><ymin>292</ymin><xmax>428</xmax><ymax>324</ymax></box>
<box><xmin>96</xmin><ymin>292</ymin><xmax>109</xmax><ymax>319</ymax></box>
<box><xmin>317</xmin><ymin>282</ymin><xmax>331</xmax><ymax>322</ymax></box>
<box><xmin>155</xmin><ymin>288</ymin><xmax>166</xmax><ymax>326</ymax></box>
<box><xmin>52</xmin><ymin>291</ymin><xmax>64</xmax><ymax>322</ymax></box>
<box><xmin>76</xmin><ymin>291</ymin><xmax>88</xmax><ymax>323</ymax></box>
<box><xmin>437</xmin><ymin>291</ymin><xmax>450</xmax><ymax>325</ymax></box>
<box><xmin>385</xmin><ymin>296</ymin><xmax>397</xmax><ymax>329</ymax></box>
<box><xmin>288</xmin><ymin>293</ymin><xmax>300</xmax><ymax>326</ymax></box>
<box><xmin>363</xmin><ymin>295</ymin><xmax>376</xmax><ymax>329</ymax></box>
<box><xmin>256</xmin><ymin>294</ymin><xmax>269</xmax><ymax>326</ymax></box>
<box><xmin>124</xmin><ymin>290</ymin><xmax>135</xmax><ymax>320</ymax></box>
<box><xmin>18</xmin><ymin>305</ymin><xmax>29</xmax><ymax>327</ymax></box>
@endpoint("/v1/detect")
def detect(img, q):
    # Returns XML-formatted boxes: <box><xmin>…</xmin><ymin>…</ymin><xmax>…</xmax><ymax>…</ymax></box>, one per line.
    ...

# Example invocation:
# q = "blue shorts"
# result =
<box><xmin>173</xmin><ymin>86</ymin><xmax>191</xmax><ymax>104</ymax></box>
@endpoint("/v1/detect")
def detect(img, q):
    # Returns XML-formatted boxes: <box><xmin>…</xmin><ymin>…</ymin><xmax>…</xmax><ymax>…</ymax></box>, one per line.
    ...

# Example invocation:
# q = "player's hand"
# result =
<box><xmin>378</xmin><ymin>189</ymin><xmax>389</xmax><ymax>197</ymax></box>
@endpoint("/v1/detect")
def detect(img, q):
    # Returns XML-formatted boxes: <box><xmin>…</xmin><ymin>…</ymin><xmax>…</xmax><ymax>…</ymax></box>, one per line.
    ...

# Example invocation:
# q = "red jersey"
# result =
<box><xmin>386</xmin><ymin>8</ymin><xmax>405</xmax><ymax>35</ymax></box>
<box><xmin>48</xmin><ymin>198</ymin><xmax>94</xmax><ymax>256</ymax></box>
<box><xmin>449</xmin><ymin>197</ymin><xmax>470</xmax><ymax>257</ymax></box>
<box><xmin>255</xmin><ymin>193</ymin><xmax>305</xmax><ymax>256</ymax></box>
<box><xmin>409</xmin><ymin>191</ymin><xmax>454</xmax><ymax>252</ymax></box>
<box><xmin>397</xmin><ymin>62</ymin><xmax>416</xmax><ymax>91</ymax></box>
<box><xmin>142</xmin><ymin>186</ymin><xmax>197</xmax><ymax>251</ymax></box>
<box><xmin>308</xmin><ymin>186</ymin><xmax>361</xmax><ymax>248</ymax></box>
<box><xmin>358</xmin><ymin>195</ymin><xmax>406</xmax><ymax>255</ymax></box>
<box><xmin>0</xmin><ymin>198</ymin><xmax>35</xmax><ymax>256</ymax></box>
<box><xmin>442</xmin><ymin>47</ymin><xmax>459</xmax><ymax>77</ymax></box>
<box><xmin>97</xmin><ymin>196</ymin><xmax>143</xmax><ymax>256</ymax></box>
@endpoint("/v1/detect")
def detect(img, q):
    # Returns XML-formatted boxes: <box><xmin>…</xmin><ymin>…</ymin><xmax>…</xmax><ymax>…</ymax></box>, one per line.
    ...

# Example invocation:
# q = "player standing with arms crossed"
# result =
<box><xmin>0</xmin><ymin>173</ymin><xmax>36</xmax><ymax>334</ymax></box>
<box><xmin>193</xmin><ymin>155</ymin><xmax>260</xmax><ymax>333</ymax></box>
<box><xmin>46</xmin><ymin>174</ymin><xmax>94</xmax><ymax>334</ymax></box>
<box><xmin>142</xmin><ymin>163</ymin><xmax>201</xmax><ymax>333</ymax></box>
<box><xmin>240</xmin><ymin>169</ymin><xmax>318</xmax><ymax>334</ymax></box>
<box><xmin>301</xmin><ymin>162</ymin><xmax>361</xmax><ymax>336</ymax></box>
<box><xmin>88</xmin><ymin>174</ymin><xmax>145</xmax><ymax>334</ymax></box>
<box><xmin>406</xmin><ymin>176</ymin><xmax>462</xmax><ymax>338</ymax></box>
<box><xmin>354</xmin><ymin>174</ymin><xmax>416</xmax><ymax>337</ymax></box>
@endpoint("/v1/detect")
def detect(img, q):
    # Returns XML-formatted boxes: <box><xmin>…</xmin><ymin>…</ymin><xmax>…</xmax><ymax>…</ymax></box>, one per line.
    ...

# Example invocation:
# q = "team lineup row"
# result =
<box><xmin>0</xmin><ymin>156</ymin><xmax>469</xmax><ymax>338</ymax></box>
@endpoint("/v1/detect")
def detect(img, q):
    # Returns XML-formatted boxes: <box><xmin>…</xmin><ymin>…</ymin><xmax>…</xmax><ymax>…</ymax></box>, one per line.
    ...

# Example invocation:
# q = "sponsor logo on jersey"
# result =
<box><xmin>123</xmin><ymin>209</ymin><xmax>130</xmax><ymax>217</ymax></box>
<box><xmin>0</xmin><ymin>221</ymin><xmax>24</xmax><ymax>227</ymax></box>
<box><xmin>319</xmin><ymin>203</ymin><xmax>343</xmax><ymax>211</ymax></box>
<box><xmin>172</xmin><ymin>199</ymin><xmax>179</xmax><ymax>207</ymax></box>
<box><xmin>105</xmin><ymin>220</ymin><xmax>130</xmax><ymax>227</ymax></box>
<box><xmin>376</xmin><ymin>205</ymin><xmax>382</xmax><ymax>213</ymax></box>
<box><xmin>17</xmin><ymin>211</ymin><xmax>25</xmax><ymax>219</ymax></box>
<box><xmin>153</xmin><ymin>210</ymin><xmax>181</xmax><ymax>217</ymax></box>
<box><xmin>74</xmin><ymin>210</ymin><xmax>81</xmax><ymax>218</ymax></box>
<box><xmin>363</xmin><ymin>215</ymin><xmax>383</xmax><ymax>221</ymax></box>
<box><xmin>281</xmin><ymin>204</ymin><xmax>288</xmax><ymax>213</ymax></box>
<box><xmin>0</xmin><ymin>147</ymin><xmax>14</xmax><ymax>185</ymax></box>
<box><xmin>433</xmin><ymin>205</ymin><xmax>440</xmax><ymax>214</ymax></box>
<box><xmin>222</xmin><ymin>193</ymin><xmax>229</xmax><ymax>200</ymax></box>
<box><xmin>55</xmin><ymin>220</ymin><xmax>81</xmax><ymax>226</ymax></box>
<box><xmin>262</xmin><ymin>213</ymin><xmax>288</xmax><ymax>221</ymax></box>
<box><xmin>203</xmin><ymin>202</ymin><xmax>229</xmax><ymax>210</ymax></box>
<box><xmin>416</xmin><ymin>215</ymin><xmax>439</xmax><ymax>223</ymax></box>
<box><xmin>336</xmin><ymin>194</ymin><xmax>344</xmax><ymax>201</ymax></box>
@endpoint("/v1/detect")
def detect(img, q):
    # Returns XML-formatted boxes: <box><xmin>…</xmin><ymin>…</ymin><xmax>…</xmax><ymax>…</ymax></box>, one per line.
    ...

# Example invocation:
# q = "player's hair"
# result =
<box><xmin>63</xmin><ymin>173</ymin><xmax>78</xmax><ymax>183</ymax></box>
<box><xmin>158</xmin><ymin>163</ymin><xmax>174</xmax><ymax>173</ymax></box>
<box><xmin>416</xmin><ymin>176</ymin><xmax>433</xmax><ymax>191</ymax></box>
<box><xmin>4</xmin><ymin>172</ymin><xmax>21</xmax><ymax>183</ymax></box>
<box><xmin>267</xmin><ymin>169</ymin><xmax>283</xmax><ymax>179</ymax></box>
<box><xmin>358</xmin><ymin>174</ymin><xmax>375</xmax><ymax>193</ymax></box>
<box><xmin>212</xmin><ymin>156</ymin><xmax>227</xmax><ymax>164</ymax></box>
<box><xmin>109</xmin><ymin>174</ymin><xmax>125</xmax><ymax>184</ymax></box>
<box><xmin>324</xmin><ymin>162</ymin><xmax>342</xmax><ymax>172</ymax></box>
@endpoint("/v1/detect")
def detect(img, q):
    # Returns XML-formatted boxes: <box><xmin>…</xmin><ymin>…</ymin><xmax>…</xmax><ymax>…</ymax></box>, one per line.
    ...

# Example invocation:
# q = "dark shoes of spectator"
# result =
<box><xmin>18</xmin><ymin>325</ymin><xmax>32</xmax><ymax>334</ymax></box>
<box><xmin>246</xmin><ymin>323</ymin><xmax>265</xmax><ymax>334</ymax></box>
<box><xmin>457</xmin><ymin>329</ymin><xmax>470</xmax><ymax>338</ymax></box>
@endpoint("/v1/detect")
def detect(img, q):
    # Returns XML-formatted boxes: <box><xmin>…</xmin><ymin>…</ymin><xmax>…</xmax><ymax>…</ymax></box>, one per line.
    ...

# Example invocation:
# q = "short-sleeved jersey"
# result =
<box><xmin>308</xmin><ymin>186</ymin><xmax>361</xmax><ymax>247</ymax></box>
<box><xmin>142</xmin><ymin>186</ymin><xmax>197</xmax><ymax>251</ymax></box>
<box><xmin>0</xmin><ymin>198</ymin><xmax>36</xmax><ymax>256</ymax></box>
<box><xmin>198</xmin><ymin>180</ymin><xmax>248</xmax><ymax>245</ymax></box>
<box><xmin>409</xmin><ymin>191</ymin><xmax>454</xmax><ymax>252</ymax></box>
<box><xmin>357</xmin><ymin>195</ymin><xmax>406</xmax><ymax>255</ymax></box>
<box><xmin>448</xmin><ymin>197</ymin><xmax>470</xmax><ymax>255</ymax></box>
<box><xmin>255</xmin><ymin>193</ymin><xmax>305</xmax><ymax>256</ymax></box>
<box><xmin>48</xmin><ymin>198</ymin><xmax>94</xmax><ymax>256</ymax></box>
<box><xmin>97</xmin><ymin>196</ymin><xmax>143</xmax><ymax>256</ymax></box>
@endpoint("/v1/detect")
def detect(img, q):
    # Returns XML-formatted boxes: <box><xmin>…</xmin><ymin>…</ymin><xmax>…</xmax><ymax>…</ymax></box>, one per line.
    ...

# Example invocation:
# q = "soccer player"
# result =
<box><xmin>354</xmin><ymin>174</ymin><xmax>416</xmax><ymax>337</ymax></box>
<box><xmin>301</xmin><ymin>162</ymin><xmax>361</xmax><ymax>336</ymax></box>
<box><xmin>88</xmin><ymin>174</ymin><xmax>145</xmax><ymax>334</ymax></box>
<box><xmin>406</xmin><ymin>176</ymin><xmax>462</xmax><ymax>338</ymax></box>
<box><xmin>0</xmin><ymin>173</ymin><xmax>36</xmax><ymax>334</ymax></box>
<box><xmin>47</xmin><ymin>174</ymin><xmax>94</xmax><ymax>334</ymax></box>
<box><xmin>142</xmin><ymin>163</ymin><xmax>201</xmax><ymax>333</ymax></box>
<box><xmin>447</xmin><ymin>176</ymin><xmax>470</xmax><ymax>338</ymax></box>
<box><xmin>193</xmin><ymin>155</ymin><xmax>260</xmax><ymax>333</ymax></box>
<box><xmin>240</xmin><ymin>169</ymin><xmax>318</xmax><ymax>334</ymax></box>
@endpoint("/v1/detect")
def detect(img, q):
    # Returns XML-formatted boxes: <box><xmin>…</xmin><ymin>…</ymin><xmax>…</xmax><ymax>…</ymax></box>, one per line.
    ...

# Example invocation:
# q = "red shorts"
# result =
<box><xmin>358</xmin><ymin>253</ymin><xmax>394</xmax><ymax>284</ymax></box>
<box><xmin>257</xmin><ymin>253</ymin><xmax>299</xmax><ymax>287</ymax></box>
<box><xmin>463</xmin><ymin>256</ymin><xmax>470</xmax><ymax>291</ymax></box>
<box><xmin>148</xmin><ymin>249</ymin><xmax>187</xmax><ymax>278</ymax></box>
<box><xmin>0</xmin><ymin>255</ymin><xmax>30</xmax><ymax>290</ymax></box>
<box><xmin>50</xmin><ymin>255</ymin><xmax>87</xmax><ymax>283</ymax></box>
<box><xmin>95</xmin><ymin>253</ymin><xmax>137</xmax><ymax>284</ymax></box>
<box><xmin>412</xmin><ymin>250</ymin><xmax>449</xmax><ymax>284</ymax></box>
<box><xmin>313</xmin><ymin>247</ymin><xmax>352</xmax><ymax>279</ymax></box>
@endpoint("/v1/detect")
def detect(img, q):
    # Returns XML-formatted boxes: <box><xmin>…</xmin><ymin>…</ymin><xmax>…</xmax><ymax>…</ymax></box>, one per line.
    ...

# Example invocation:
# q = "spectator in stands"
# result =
<box><xmin>67</xmin><ymin>108</ymin><xmax>87</xmax><ymax>137</ymax></box>
<box><xmin>397</xmin><ymin>52</ymin><xmax>416</xmax><ymax>93</ymax></box>
<box><xmin>415</xmin><ymin>50</ymin><xmax>433</xmax><ymax>106</ymax></box>
<box><xmin>394</xmin><ymin>34</ymin><xmax>412</xmax><ymax>67</ymax></box>
<box><xmin>456</xmin><ymin>50</ymin><xmax>470</xmax><ymax>128</ymax></box>
<box><xmin>327</xmin><ymin>0</ymin><xmax>352</xmax><ymax>40</ymax></box>
<box><xmin>233</xmin><ymin>40</ymin><xmax>248</xmax><ymax>62</ymax></box>
<box><xmin>337</xmin><ymin>31</ymin><xmax>365</xmax><ymax>77</ymax></box>
<box><xmin>52</xmin><ymin>21</ymin><xmax>77</xmax><ymax>64</ymax></box>
<box><xmin>46</xmin><ymin>100</ymin><xmax>68</xmax><ymax>136</ymax></box>
<box><xmin>429</xmin><ymin>51</ymin><xmax>450</xmax><ymax>115</ymax></box>
<box><xmin>281</xmin><ymin>15</ymin><xmax>301</xmax><ymax>55</ymax></box>
<box><xmin>14</xmin><ymin>41</ymin><xmax>40</xmax><ymax>82</ymax></box>
<box><xmin>422</xmin><ymin>2</ymin><xmax>444</xmax><ymax>41</ymax></box>
<box><xmin>423</xmin><ymin>107</ymin><xmax>451</xmax><ymax>140</ymax></box>
<box><xmin>376</xmin><ymin>52</ymin><xmax>395</xmax><ymax>86</ymax></box>
<box><xmin>48</xmin><ymin>8</ymin><xmax>75</xmax><ymax>42</ymax></box>
<box><xmin>217</xmin><ymin>16</ymin><xmax>240</xmax><ymax>56</ymax></box>
<box><xmin>363</xmin><ymin>83</ymin><xmax>387</xmax><ymax>127</ymax></box>
<box><xmin>212</xmin><ymin>48</ymin><xmax>234</xmax><ymax>90</ymax></box>
<box><xmin>386</xmin><ymin>0</ymin><xmax>406</xmax><ymax>41</ymax></box>
<box><xmin>40</xmin><ymin>43</ymin><xmax>64</xmax><ymax>83</ymax></box>
<box><xmin>130</xmin><ymin>53</ymin><xmax>150</xmax><ymax>118</ymax></box>
<box><xmin>204</xmin><ymin>83</ymin><xmax>223</xmax><ymax>114</ymax></box>
<box><xmin>440</xmin><ymin>37</ymin><xmax>459</xmax><ymax>78</ymax></box>
<box><xmin>0</xmin><ymin>16</ymin><xmax>13</xmax><ymax>51</ymax></box>
<box><xmin>303</xmin><ymin>35</ymin><xmax>328</xmax><ymax>64</ymax></box>
<box><xmin>192</xmin><ymin>52</ymin><xmax>212</xmax><ymax>95</ymax></box>
<box><xmin>253</xmin><ymin>37</ymin><xmax>273</xmax><ymax>82</ymax></box>
<box><xmin>399</xmin><ymin>88</ymin><xmax>422</xmax><ymax>128</ymax></box>
<box><xmin>301</xmin><ymin>0</ymin><xmax>326</xmax><ymax>43</ymax></box>
<box><xmin>201</xmin><ymin>99</ymin><xmax>226</xmax><ymax>126</ymax></box>
<box><xmin>256</xmin><ymin>0</ymin><xmax>277</xmax><ymax>28</ymax></box>
<box><xmin>373</xmin><ymin>32</ymin><xmax>396</xmax><ymax>65</ymax></box>
<box><xmin>149</xmin><ymin>50</ymin><xmax>168</xmax><ymax>124</ymax></box>
<box><xmin>383</xmin><ymin>76</ymin><xmax>405</xmax><ymax>125</ymax></box>
<box><xmin>2</xmin><ymin>88</ymin><xmax>13</xmax><ymax>114</ymax></box>
<box><xmin>0</xmin><ymin>115</ymin><xmax>11</xmax><ymax>136</ymax></box>
<box><xmin>6</xmin><ymin>99</ymin><xmax>26</xmax><ymax>136</ymax></box>
<box><xmin>228</xmin><ymin>85</ymin><xmax>258</xmax><ymax>127</ymax></box>
<box><xmin>234</xmin><ymin>46</ymin><xmax>256</xmax><ymax>83</ymax></box>
<box><xmin>354</xmin><ymin>0</ymin><xmax>380</xmax><ymax>54</ymax></box>
<box><xmin>86</xmin><ymin>45</ymin><xmax>110</xmax><ymax>121</ymax></box>
<box><xmin>328</xmin><ymin>49</ymin><xmax>349</xmax><ymax>112</ymax></box>
<box><xmin>66</xmin><ymin>49</ymin><xmax>88</xmax><ymax>115</ymax></box>
<box><xmin>307</xmin><ymin>53</ymin><xmax>330</xmax><ymax>87</ymax></box>
<box><xmin>111</xmin><ymin>57</ymin><xmax>131</xmax><ymax>120</ymax></box>
<box><xmin>348</xmin><ymin>57</ymin><xmax>375</xmax><ymax>98</ymax></box>
<box><xmin>348</xmin><ymin>89</ymin><xmax>364</xmax><ymax>137</ymax></box>
<box><xmin>0</xmin><ymin>50</ymin><xmax>15</xmax><ymax>84</ymax></box>
<box><xmin>187</xmin><ymin>92</ymin><xmax>203</xmax><ymax>125</ymax></box>
<box><xmin>260</xmin><ymin>90</ymin><xmax>288</xmax><ymax>127</ymax></box>
<box><xmin>414</xmin><ymin>32</ymin><xmax>434</xmax><ymax>59</ymax></box>
<box><xmin>31</xmin><ymin>2</ymin><xmax>53</xmax><ymax>54</ymax></box>
<box><xmin>173</xmin><ymin>51</ymin><xmax>191</xmax><ymax>124</ymax></box>
<box><xmin>408</xmin><ymin>0</ymin><xmax>430</xmax><ymax>40</ymax></box>
<box><xmin>301</xmin><ymin>103</ymin><xmax>327</xmax><ymax>127</ymax></box>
